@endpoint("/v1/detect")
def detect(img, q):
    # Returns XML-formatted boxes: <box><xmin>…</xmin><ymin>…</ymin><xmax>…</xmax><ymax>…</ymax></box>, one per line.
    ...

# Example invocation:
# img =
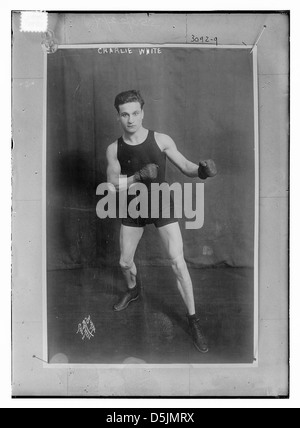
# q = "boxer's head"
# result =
<box><xmin>114</xmin><ymin>90</ymin><xmax>145</xmax><ymax>113</ymax></box>
<box><xmin>115</xmin><ymin>90</ymin><xmax>145</xmax><ymax>134</ymax></box>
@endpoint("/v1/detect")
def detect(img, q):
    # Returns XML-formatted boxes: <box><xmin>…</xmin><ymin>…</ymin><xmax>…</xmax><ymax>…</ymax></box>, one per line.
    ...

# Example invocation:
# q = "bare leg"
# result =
<box><xmin>119</xmin><ymin>225</ymin><xmax>144</xmax><ymax>289</ymax></box>
<box><xmin>157</xmin><ymin>222</ymin><xmax>196</xmax><ymax>316</ymax></box>
<box><xmin>157</xmin><ymin>222</ymin><xmax>208</xmax><ymax>353</ymax></box>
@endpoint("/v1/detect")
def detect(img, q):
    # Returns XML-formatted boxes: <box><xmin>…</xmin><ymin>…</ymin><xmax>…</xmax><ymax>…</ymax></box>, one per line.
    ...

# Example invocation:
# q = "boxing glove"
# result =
<box><xmin>134</xmin><ymin>163</ymin><xmax>159</xmax><ymax>183</ymax></box>
<box><xmin>198</xmin><ymin>159</ymin><xmax>217</xmax><ymax>180</ymax></box>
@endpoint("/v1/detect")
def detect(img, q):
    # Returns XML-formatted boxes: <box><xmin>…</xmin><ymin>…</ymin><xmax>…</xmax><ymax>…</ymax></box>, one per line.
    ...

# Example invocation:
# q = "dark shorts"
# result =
<box><xmin>122</xmin><ymin>216</ymin><xmax>178</xmax><ymax>229</ymax></box>
<box><xmin>122</xmin><ymin>196</ymin><xmax>178</xmax><ymax>229</ymax></box>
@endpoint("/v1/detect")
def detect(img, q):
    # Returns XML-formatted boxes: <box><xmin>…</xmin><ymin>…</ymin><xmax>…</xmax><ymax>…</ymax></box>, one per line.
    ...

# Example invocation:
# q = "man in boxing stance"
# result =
<box><xmin>106</xmin><ymin>90</ymin><xmax>217</xmax><ymax>353</ymax></box>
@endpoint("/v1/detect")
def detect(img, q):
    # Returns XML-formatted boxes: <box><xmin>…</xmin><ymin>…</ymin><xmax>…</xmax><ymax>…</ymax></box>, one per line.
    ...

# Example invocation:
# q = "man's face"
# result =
<box><xmin>118</xmin><ymin>102</ymin><xmax>144</xmax><ymax>133</ymax></box>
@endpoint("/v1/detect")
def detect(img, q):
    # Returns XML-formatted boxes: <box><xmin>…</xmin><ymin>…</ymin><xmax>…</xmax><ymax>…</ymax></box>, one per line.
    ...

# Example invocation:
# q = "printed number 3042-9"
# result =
<box><xmin>191</xmin><ymin>35</ymin><xmax>218</xmax><ymax>45</ymax></box>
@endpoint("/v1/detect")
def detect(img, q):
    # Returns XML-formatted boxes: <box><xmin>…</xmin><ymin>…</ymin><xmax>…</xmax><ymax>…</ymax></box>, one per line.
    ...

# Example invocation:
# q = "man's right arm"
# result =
<box><xmin>106</xmin><ymin>142</ymin><xmax>133</xmax><ymax>192</ymax></box>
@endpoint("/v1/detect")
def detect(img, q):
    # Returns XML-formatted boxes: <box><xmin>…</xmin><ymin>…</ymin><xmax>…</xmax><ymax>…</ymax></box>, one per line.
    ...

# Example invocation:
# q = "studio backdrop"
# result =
<box><xmin>45</xmin><ymin>45</ymin><xmax>258</xmax><ymax>365</ymax></box>
<box><xmin>47</xmin><ymin>46</ymin><xmax>255</xmax><ymax>271</ymax></box>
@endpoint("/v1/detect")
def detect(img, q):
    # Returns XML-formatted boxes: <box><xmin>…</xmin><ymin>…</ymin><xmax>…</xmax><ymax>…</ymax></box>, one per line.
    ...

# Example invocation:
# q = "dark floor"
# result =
<box><xmin>47</xmin><ymin>266</ymin><xmax>254</xmax><ymax>364</ymax></box>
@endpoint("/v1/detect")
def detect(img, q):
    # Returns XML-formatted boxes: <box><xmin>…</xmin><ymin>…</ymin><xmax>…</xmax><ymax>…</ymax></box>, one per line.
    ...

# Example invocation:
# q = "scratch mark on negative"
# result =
<box><xmin>73</xmin><ymin>82</ymin><xmax>81</xmax><ymax>99</ymax></box>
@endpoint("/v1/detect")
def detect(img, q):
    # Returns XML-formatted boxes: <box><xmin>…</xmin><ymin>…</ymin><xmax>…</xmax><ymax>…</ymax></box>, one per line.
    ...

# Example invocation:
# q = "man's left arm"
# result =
<box><xmin>155</xmin><ymin>133</ymin><xmax>217</xmax><ymax>180</ymax></box>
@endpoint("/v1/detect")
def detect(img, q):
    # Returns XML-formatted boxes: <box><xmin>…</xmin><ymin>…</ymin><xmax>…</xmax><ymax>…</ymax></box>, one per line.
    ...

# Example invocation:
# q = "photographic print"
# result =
<box><xmin>45</xmin><ymin>44</ymin><xmax>258</xmax><ymax>365</ymax></box>
<box><xmin>12</xmin><ymin>11</ymin><xmax>289</xmax><ymax>397</ymax></box>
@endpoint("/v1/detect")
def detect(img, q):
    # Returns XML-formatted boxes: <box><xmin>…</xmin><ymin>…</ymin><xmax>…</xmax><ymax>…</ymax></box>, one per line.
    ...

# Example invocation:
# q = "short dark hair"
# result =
<box><xmin>114</xmin><ymin>90</ymin><xmax>145</xmax><ymax>112</ymax></box>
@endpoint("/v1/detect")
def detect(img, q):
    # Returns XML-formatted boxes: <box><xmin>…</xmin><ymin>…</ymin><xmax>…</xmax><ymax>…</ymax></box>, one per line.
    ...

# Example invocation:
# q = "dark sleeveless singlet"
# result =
<box><xmin>117</xmin><ymin>130</ymin><xmax>166</xmax><ymax>183</ymax></box>
<box><xmin>117</xmin><ymin>130</ymin><xmax>177</xmax><ymax>228</ymax></box>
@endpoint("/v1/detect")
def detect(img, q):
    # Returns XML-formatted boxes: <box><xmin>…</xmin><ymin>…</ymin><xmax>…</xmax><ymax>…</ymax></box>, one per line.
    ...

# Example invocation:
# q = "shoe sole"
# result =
<box><xmin>113</xmin><ymin>295</ymin><xmax>139</xmax><ymax>312</ymax></box>
<box><xmin>193</xmin><ymin>342</ymin><xmax>209</xmax><ymax>354</ymax></box>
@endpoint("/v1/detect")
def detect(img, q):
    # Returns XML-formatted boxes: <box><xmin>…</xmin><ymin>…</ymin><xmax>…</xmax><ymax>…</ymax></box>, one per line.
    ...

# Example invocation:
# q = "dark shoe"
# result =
<box><xmin>187</xmin><ymin>315</ymin><xmax>209</xmax><ymax>353</ymax></box>
<box><xmin>113</xmin><ymin>286</ymin><xmax>139</xmax><ymax>311</ymax></box>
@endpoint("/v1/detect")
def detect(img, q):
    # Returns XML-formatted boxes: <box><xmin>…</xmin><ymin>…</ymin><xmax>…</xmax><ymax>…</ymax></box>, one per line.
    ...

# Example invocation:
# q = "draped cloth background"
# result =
<box><xmin>46</xmin><ymin>47</ymin><xmax>255</xmax><ymax>270</ymax></box>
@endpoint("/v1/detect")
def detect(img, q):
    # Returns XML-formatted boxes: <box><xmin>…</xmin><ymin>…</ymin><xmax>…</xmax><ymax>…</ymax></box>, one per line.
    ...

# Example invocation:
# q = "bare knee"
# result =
<box><xmin>171</xmin><ymin>254</ymin><xmax>187</xmax><ymax>275</ymax></box>
<box><xmin>119</xmin><ymin>257</ymin><xmax>134</xmax><ymax>271</ymax></box>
